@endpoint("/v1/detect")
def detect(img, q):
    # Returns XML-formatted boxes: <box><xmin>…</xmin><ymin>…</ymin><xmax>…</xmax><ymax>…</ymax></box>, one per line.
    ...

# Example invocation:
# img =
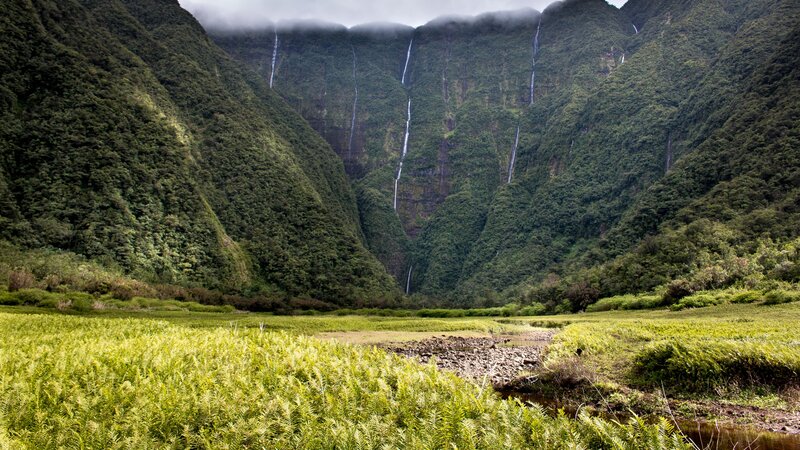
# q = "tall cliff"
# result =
<box><xmin>213</xmin><ymin>0</ymin><xmax>800</xmax><ymax>305</ymax></box>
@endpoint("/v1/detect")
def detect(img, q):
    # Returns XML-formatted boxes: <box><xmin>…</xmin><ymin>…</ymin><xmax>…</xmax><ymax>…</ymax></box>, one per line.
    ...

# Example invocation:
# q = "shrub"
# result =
<box><xmin>634</xmin><ymin>340</ymin><xmax>800</xmax><ymax>392</ymax></box>
<box><xmin>762</xmin><ymin>290</ymin><xmax>800</xmax><ymax>305</ymax></box>
<box><xmin>110</xmin><ymin>280</ymin><xmax>156</xmax><ymax>301</ymax></box>
<box><xmin>13</xmin><ymin>288</ymin><xmax>51</xmax><ymax>305</ymax></box>
<box><xmin>153</xmin><ymin>284</ymin><xmax>189</xmax><ymax>301</ymax></box>
<box><xmin>730</xmin><ymin>290</ymin><xmax>762</xmax><ymax>304</ymax></box>
<box><xmin>8</xmin><ymin>269</ymin><xmax>35</xmax><ymax>292</ymax></box>
<box><xmin>0</xmin><ymin>291</ymin><xmax>22</xmax><ymax>306</ymax></box>
<box><xmin>187</xmin><ymin>287</ymin><xmax>224</xmax><ymax>305</ymax></box>
<box><xmin>185</xmin><ymin>302</ymin><xmax>235</xmax><ymax>313</ymax></box>
<box><xmin>41</xmin><ymin>274</ymin><xmax>63</xmax><ymax>292</ymax></box>
<box><xmin>586</xmin><ymin>294</ymin><xmax>663</xmax><ymax>312</ymax></box>
<box><xmin>662</xmin><ymin>279</ymin><xmax>695</xmax><ymax>304</ymax></box>
<box><xmin>554</xmin><ymin>300</ymin><xmax>572</xmax><ymax>314</ymax></box>
<box><xmin>518</xmin><ymin>303</ymin><xmax>547</xmax><ymax>316</ymax></box>
<box><xmin>586</xmin><ymin>296</ymin><xmax>625</xmax><ymax>312</ymax></box>
<box><xmin>670</xmin><ymin>292</ymin><xmax>727</xmax><ymax>311</ymax></box>
<box><xmin>69</xmin><ymin>297</ymin><xmax>94</xmax><ymax>312</ymax></box>
<box><xmin>464</xmin><ymin>307</ymin><xmax>504</xmax><ymax>316</ymax></box>
<box><xmin>540</xmin><ymin>357</ymin><xmax>596</xmax><ymax>388</ymax></box>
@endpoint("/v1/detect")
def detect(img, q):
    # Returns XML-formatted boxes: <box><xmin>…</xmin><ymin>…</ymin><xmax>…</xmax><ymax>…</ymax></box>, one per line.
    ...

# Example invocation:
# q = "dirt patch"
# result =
<box><xmin>381</xmin><ymin>330</ymin><xmax>556</xmax><ymax>387</ymax></box>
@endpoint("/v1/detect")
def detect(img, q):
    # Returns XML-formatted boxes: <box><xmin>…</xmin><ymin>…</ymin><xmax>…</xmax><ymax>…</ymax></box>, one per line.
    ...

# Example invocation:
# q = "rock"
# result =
<box><xmin>379</xmin><ymin>331</ymin><xmax>555</xmax><ymax>388</ymax></box>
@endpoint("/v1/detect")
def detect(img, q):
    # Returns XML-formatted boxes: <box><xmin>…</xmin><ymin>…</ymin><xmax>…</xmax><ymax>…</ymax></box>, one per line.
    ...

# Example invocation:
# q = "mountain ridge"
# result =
<box><xmin>212</xmin><ymin>0</ymin><xmax>800</xmax><ymax>308</ymax></box>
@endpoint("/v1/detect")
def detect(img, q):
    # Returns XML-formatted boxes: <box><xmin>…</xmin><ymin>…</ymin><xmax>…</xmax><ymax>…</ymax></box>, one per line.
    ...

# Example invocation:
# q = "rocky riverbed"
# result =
<box><xmin>381</xmin><ymin>331</ymin><xmax>556</xmax><ymax>387</ymax></box>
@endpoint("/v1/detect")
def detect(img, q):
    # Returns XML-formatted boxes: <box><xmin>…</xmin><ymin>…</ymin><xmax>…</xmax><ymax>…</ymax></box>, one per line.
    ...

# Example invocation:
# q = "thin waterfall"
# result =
<box><xmin>348</xmin><ymin>47</ymin><xmax>358</xmax><ymax>159</ymax></box>
<box><xmin>269</xmin><ymin>31</ymin><xmax>278</xmax><ymax>88</ymax></box>
<box><xmin>401</xmin><ymin>39</ymin><xmax>413</xmax><ymax>86</ymax></box>
<box><xmin>405</xmin><ymin>265</ymin><xmax>413</xmax><ymax>294</ymax></box>
<box><xmin>394</xmin><ymin>40</ymin><xmax>414</xmax><ymax>211</ymax></box>
<box><xmin>393</xmin><ymin>98</ymin><xmax>412</xmax><ymax>210</ymax></box>
<box><xmin>529</xmin><ymin>18</ymin><xmax>541</xmax><ymax>105</ymax></box>
<box><xmin>632</xmin><ymin>23</ymin><xmax>639</xmax><ymax>34</ymax></box>
<box><xmin>620</xmin><ymin>53</ymin><xmax>625</xmax><ymax>64</ymax></box>
<box><xmin>507</xmin><ymin>126</ymin><xmax>520</xmax><ymax>183</ymax></box>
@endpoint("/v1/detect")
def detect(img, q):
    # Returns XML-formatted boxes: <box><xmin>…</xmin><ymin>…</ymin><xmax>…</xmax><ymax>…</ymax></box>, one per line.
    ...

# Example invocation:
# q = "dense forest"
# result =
<box><xmin>0</xmin><ymin>0</ymin><xmax>397</xmax><ymax>307</ymax></box>
<box><xmin>213</xmin><ymin>0</ymin><xmax>800</xmax><ymax>309</ymax></box>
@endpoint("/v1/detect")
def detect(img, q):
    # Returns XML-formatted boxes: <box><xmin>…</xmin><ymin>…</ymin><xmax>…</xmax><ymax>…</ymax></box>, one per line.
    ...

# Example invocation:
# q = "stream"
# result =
<box><xmin>504</xmin><ymin>392</ymin><xmax>800</xmax><ymax>450</ymax></box>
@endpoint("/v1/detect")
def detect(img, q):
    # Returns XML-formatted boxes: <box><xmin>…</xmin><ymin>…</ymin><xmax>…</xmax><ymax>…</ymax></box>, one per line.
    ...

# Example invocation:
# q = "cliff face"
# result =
<box><xmin>212</xmin><ymin>0</ymin><xmax>800</xmax><ymax>305</ymax></box>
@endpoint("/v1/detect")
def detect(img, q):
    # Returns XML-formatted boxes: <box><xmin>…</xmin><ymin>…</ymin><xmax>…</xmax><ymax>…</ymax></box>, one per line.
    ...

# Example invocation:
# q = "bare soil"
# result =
<box><xmin>380</xmin><ymin>330</ymin><xmax>556</xmax><ymax>387</ymax></box>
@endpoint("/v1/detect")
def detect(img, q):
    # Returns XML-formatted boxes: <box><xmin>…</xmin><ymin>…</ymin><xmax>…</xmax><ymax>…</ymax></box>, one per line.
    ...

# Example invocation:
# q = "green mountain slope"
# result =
<box><xmin>212</xmin><ymin>0</ymin><xmax>799</xmax><ymax>308</ymax></box>
<box><xmin>0</xmin><ymin>0</ymin><xmax>397</xmax><ymax>305</ymax></box>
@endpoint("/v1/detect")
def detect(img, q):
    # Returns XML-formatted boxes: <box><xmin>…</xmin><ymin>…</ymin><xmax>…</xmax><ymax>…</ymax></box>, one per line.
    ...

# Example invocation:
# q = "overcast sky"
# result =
<box><xmin>180</xmin><ymin>0</ymin><xmax>628</xmax><ymax>29</ymax></box>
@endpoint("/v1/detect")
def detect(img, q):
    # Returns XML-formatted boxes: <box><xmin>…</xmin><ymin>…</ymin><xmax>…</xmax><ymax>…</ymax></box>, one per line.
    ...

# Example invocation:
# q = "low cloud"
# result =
<box><xmin>180</xmin><ymin>0</ymin><xmax>628</xmax><ymax>30</ymax></box>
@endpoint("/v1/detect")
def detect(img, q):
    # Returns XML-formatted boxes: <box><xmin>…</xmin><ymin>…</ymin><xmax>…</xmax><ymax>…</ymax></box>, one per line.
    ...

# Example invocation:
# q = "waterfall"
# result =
<box><xmin>269</xmin><ymin>31</ymin><xmax>278</xmax><ymax>88</ymax></box>
<box><xmin>348</xmin><ymin>47</ymin><xmax>358</xmax><ymax>159</ymax></box>
<box><xmin>507</xmin><ymin>126</ymin><xmax>520</xmax><ymax>183</ymax></box>
<box><xmin>405</xmin><ymin>265</ymin><xmax>413</xmax><ymax>294</ymax></box>
<box><xmin>401</xmin><ymin>39</ymin><xmax>413</xmax><ymax>86</ymax></box>
<box><xmin>394</xmin><ymin>40</ymin><xmax>414</xmax><ymax>211</ymax></box>
<box><xmin>393</xmin><ymin>99</ymin><xmax>412</xmax><ymax>210</ymax></box>
<box><xmin>632</xmin><ymin>23</ymin><xmax>639</xmax><ymax>34</ymax></box>
<box><xmin>530</xmin><ymin>18</ymin><xmax>541</xmax><ymax>105</ymax></box>
<box><xmin>620</xmin><ymin>53</ymin><xmax>625</xmax><ymax>65</ymax></box>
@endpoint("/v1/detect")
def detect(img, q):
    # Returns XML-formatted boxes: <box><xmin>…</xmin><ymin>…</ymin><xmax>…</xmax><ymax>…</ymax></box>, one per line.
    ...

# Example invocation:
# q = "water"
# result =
<box><xmin>530</xmin><ymin>18</ymin><xmax>541</xmax><ymax>105</ymax></box>
<box><xmin>348</xmin><ymin>47</ymin><xmax>358</xmax><ymax>158</ymax></box>
<box><xmin>502</xmin><ymin>391</ymin><xmax>800</xmax><ymax>450</ymax></box>
<box><xmin>401</xmin><ymin>39</ymin><xmax>413</xmax><ymax>86</ymax></box>
<box><xmin>679</xmin><ymin>420</ymin><xmax>800</xmax><ymax>450</ymax></box>
<box><xmin>405</xmin><ymin>265</ymin><xmax>413</xmax><ymax>294</ymax></box>
<box><xmin>269</xmin><ymin>31</ymin><xmax>278</xmax><ymax>88</ymax></box>
<box><xmin>632</xmin><ymin>23</ymin><xmax>639</xmax><ymax>34</ymax></box>
<box><xmin>507</xmin><ymin>126</ymin><xmax>520</xmax><ymax>183</ymax></box>
<box><xmin>393</xmin><ymin>99</ymin><xmax>412</xmax><ymax>210</ymax></box>
<box><xmin>393</xmin><ymin>41</ymin><xmax>414</xmax><ymax>211</ymax></box>
<box><xmin>620</xmin><ymin>53</ymin><xmax>625</xmax><ymax>64</ymax></box>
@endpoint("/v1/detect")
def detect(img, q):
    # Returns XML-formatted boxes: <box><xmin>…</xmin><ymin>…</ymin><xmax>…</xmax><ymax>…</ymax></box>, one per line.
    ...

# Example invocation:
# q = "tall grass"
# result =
<box><xmin>539</xmin><ymin>302</ymin><xmax>800</xmax><ymax>393</ymax></box>
<box><xmin>0</xmin><ymin>313</ymin><xmax>687</xmax><ymax>448</ymax></box>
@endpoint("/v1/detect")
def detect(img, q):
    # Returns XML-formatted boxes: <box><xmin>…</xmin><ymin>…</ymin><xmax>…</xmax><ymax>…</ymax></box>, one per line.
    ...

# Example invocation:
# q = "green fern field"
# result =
<box><xmin>0</xmin><ymin>312</ymin><xmax>688</xmax><ymax>449</ymax></box>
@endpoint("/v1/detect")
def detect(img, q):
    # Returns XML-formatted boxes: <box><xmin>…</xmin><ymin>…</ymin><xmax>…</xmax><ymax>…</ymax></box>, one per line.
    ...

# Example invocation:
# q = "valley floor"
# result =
<box><xmin>1</xmin><ymin>303</ymin><xmax>799</xmax><ymax>448</ymax></box>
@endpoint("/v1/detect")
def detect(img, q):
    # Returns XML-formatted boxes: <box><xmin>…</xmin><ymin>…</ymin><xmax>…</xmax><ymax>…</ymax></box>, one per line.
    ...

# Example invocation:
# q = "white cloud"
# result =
<box><xmin>180</xmin><ymin>0</ymin><xmax>628</xmax><ymax>29</ymax></box>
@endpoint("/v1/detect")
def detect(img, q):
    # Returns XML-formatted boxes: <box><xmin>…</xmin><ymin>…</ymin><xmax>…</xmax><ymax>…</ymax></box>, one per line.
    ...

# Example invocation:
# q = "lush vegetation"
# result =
<box><xmin>0</xmin><ymin>312</ymin><xmax>689</xmax><ymax>448</ymax></box>
<box><xmin>507</xmin><ymin>301</ymin><xmax>800</xmax><ymax>414</ymax></box>
<box><xmin>0</xmin><ymin>0</ymin><xmax>397</xmax><ymax>306</ymax></box>
<box><xmin>214</xmin><ymin>0</ymin><xmax>800</xmax><ymax>309</ymax></box>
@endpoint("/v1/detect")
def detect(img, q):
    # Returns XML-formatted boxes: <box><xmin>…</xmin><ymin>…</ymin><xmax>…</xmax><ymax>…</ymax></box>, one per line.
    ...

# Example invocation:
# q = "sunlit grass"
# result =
<box><xmin>0</xmin><ymin>313</ymin><xmax>688</xmax><ymax>448</ymax></box>
<box><xmin>505</xmin><ymin>302</ymin><xmax>800</xmax><ymax>401</ymax></box>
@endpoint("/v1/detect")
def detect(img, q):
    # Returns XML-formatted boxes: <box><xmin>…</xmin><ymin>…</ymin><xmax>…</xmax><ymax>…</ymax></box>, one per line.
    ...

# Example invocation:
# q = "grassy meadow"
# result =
<box><xmin>0</xmin><ymin>310</ymin><xmax>689</xmax><ymax>449</ymax></box>
<box><xmin>503</xmin><ymin>302</ymin><xmax>800</xmax><ymax>417</ymax></box>
<box><xmin>1</xmin><ymin>292</ymin><xmax>799</xmax><ymax>447</ymax></box>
